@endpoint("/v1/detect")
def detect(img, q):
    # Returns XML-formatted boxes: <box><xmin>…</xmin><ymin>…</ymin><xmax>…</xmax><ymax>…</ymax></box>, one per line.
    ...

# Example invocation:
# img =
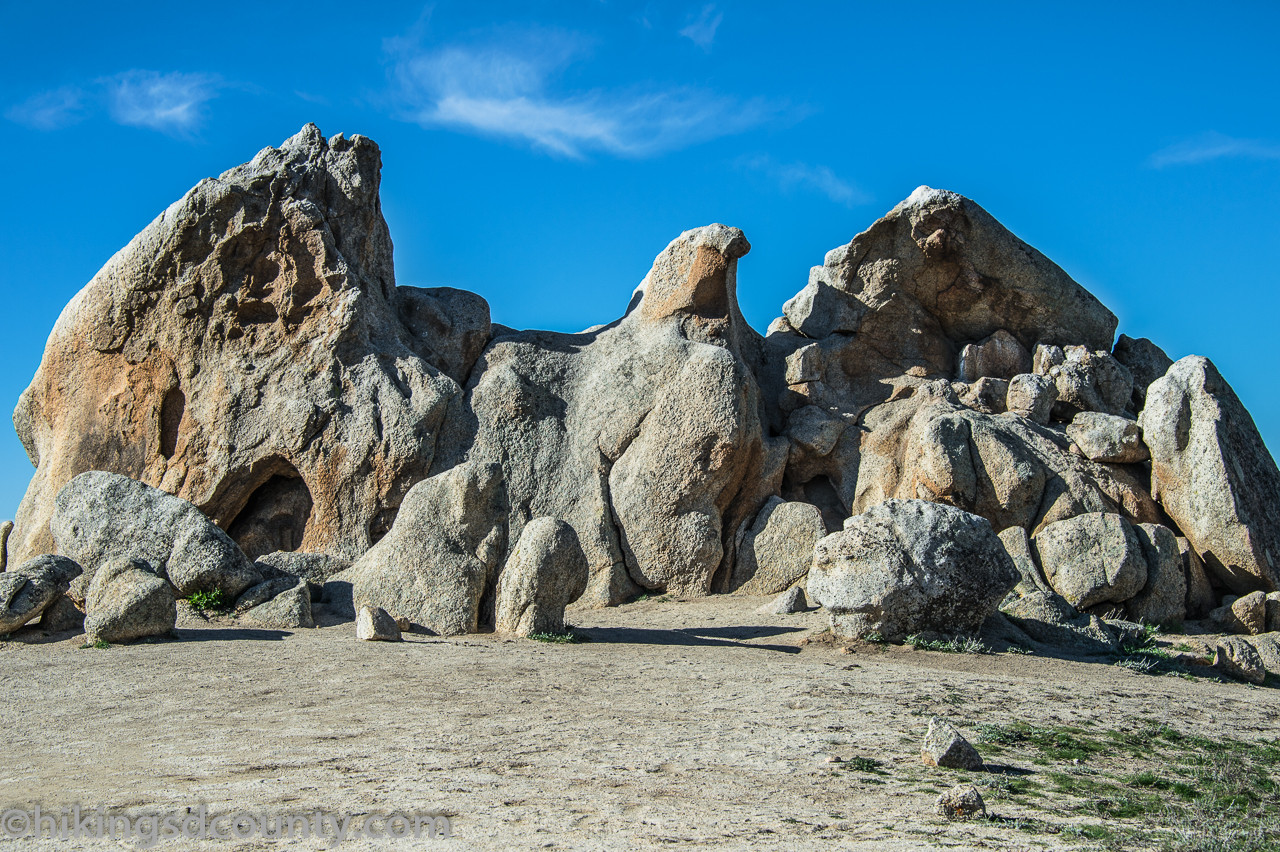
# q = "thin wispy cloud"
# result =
<box><xmin>5</xmin><ymin>86</ymin><xmax>88</xmax><ymax>130</ymax></box>
<box><xmin>103</xmin><ymin>71</ymin><xmax>223</xmax><ymax>134</ymax></box>
<box><xmin>389</xmin><ymin>28</ymin><xmax>783</xmax><ymax>158</ymax></box>
<box><xmin>679</xmin><ymin>4</ymin><xmax>724</xmax><ymax>51</ymax></box>
<box><xmin>738</xmin><ymin>155</ymin><xmax>869</xmax><ymax>207</ymax></box>
<box><xmin>6</xmin><ymin>70</ymin><xmax>224</xmax><ymax>135</ymax></box>
<box><xmin>1150</xmin><ymin>131</ymin><xmax>1280</xmax><ymax>168</ymax></box>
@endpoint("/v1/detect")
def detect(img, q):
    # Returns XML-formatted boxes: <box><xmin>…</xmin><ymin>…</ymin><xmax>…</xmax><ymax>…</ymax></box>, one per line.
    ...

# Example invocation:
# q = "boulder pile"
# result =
<box><xmin>4</xmin><ymin>125</ymin><xmax>1279</xmax><ymax>651</ymax></box>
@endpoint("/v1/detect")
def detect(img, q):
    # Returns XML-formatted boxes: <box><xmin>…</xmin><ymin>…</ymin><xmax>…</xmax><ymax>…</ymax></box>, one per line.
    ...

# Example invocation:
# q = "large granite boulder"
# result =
<box><xmin>1140</xmin><ymin>356</ymin><xmax>1280</xmax><ymax>592</ymax></box>
<box><xmin>494</xmin><ymin>518</ymin><xmax>589</xmax><ymax>637</ymax></box>
<box><xmin>729</xmin><ymin>498</ymin><xmax>825</xmax><ymax>595</ymax></box>
<box><xmin>11</xmin><ymin>125</ymin><xmax>482</xmax><ymax>566</ymax></box>
<box><xmin>347</xmin><ymin>462</ymin><xmax>507</xmax><ymax>635</ymax></box>
<box><xmin>83</xmin><ymin>557</ymin><xmax>176</xmax><ymax>643</ymax></box>
<box><xmin>1032</xmin><ymin>513</ymin><xmax>1147</xmax><ymax>610</ymax></box>
<box><xmin>1066</xmin><ymin>412</ymin><xmax>1148</xmax><ymax>464</ymax></box>
<box><xmin>808</xmin><ymin>499</ymin><xmax>1018</xmax><ymax>641</ymax></box>
<box><xmin>1112</xmin><ymin>335</ymin><xmax>1172</xmax><ymax>409</ymax></box>
<box><xmin>52</xmin><ymin>471</ymin><xmax>260</xmax><ymax>598</ymax></box>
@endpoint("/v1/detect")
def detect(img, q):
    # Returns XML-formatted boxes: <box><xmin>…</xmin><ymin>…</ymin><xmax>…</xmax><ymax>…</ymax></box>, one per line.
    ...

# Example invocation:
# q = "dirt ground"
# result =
<box><xmin>1</xmin><ymin>594</ymin><xmax>1277</xmax><ymax>851</ymax></box>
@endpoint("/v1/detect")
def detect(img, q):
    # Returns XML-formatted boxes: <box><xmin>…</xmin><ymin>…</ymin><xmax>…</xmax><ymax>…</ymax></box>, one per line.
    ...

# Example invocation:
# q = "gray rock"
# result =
<box><xmin>235</xmin><ymin>575</ymin><xmax>300</xmax><ymax>612</ymax></box>
<box><xmin>1005</xmin><ymin>373</ymin><xmax>1057</xmax><ymax>425</ymax></box>
<box><xmin>1180</xmin><ymin>538</ymin><xmax>1217</xmax><ymax>619</ymax></box>
<box><xmin>757</xmin><ymin>586</ymin><xmax>807</xmax><ymax>615</ymax></box>
<box><xmin>998</xmin><ymin>526</ymin><xmax>1051</xmax><ymax>597</ymax></box>
<box><xmin>253</xmin><ymin>552</ymin><xmax>351</xmax><ymax>587</ymax></box>
<box><xmin>1213</xmin><ymin>637</ymin><xmax>1266</xmax><ymax>684</ymax></box>
<box><xmin>38</xmin><ymin>594</ymin><xmax>85</xmax><ymax>632</ymax></box>
<box><xmin>10</xmin><ymin>125</ymin><xmax>470</xmax><ymax>567</ymax></box>
<box><xmin>1033</xmin><ymin>513</ymin><xmax>1147</xmax><ymax>610</ymax></box>
<box><xmin>1126</xmin><ymin>524</ymin><xmax>1186</xmax><ymax>628</ymax></box>
<box><xmin>808</xmin><ymin>499</ymin><xmax>1018</xmax><ymax>642</ymax></box>
<box><xmin>1066</xmin><ymin>412</ymin><xmax>1149</xmax><ymax>464</ymax></box>
<box><xmin>0</xmin><ymin>555</ymin><xmax>82</xmax><ymax>634</ymax></box>
<box><xmin>936</xmin><ymin>785</ymin><xmax>986</xmax><ymax>820</ymax></box>
<box><xmin>921</xmin><ymin>718</ymin><xmax>983</xmax><ymax>770</ymax></box>
<box><xmin>1247</xmin><ymin>634</ymin><xmax>1280</xmax><ymax>675</ymax></box>
<box><xmin>1112</xmin><ymin>334</ymin><xmax>1173</xmax><ymax>409</ymax></box>
<box><xmin>1140</xmin><ymin>356</ymin><xmax>1280</xmax><ymax>593</ymax></box>
<box><xmin>243</xmin><ymin>581</ymin><xmax>313</xmax><ymax>629</ymax></box>
<box><xmin>1267</xmin><ymin>592</ymin><xmax>1280</xmax><ymax>634</ymax></box>
<box><xmin>957</xmin><ymin>377</ymin><xmax>1009</xmax><ymax>415</ymax></box>
<box><xmin>494</xmin><ymin>518</ymin><xmax>589</xmax><ymax>637</ymax></box>
<box><xmin>52</xmin><ymin>472</ymin><xmax>260</xmax><ymax>599</ymax></box>
<box><xmin>355</xmin><ymin>605</ymin><xmax>402</xmax><ymax>642</ymax></box>
<box><xmin>781</xmin><ymin>265</ymin><xmax>866</xmax><ymax>339</ymax></box>
<box><xmin>731</xmin><ymin>498</ymin><xmax>825</xmax><ymax>595</ymax></box>
<box><xmin>957</xmin><ymin>330</ymin><xmax>1031</xmax><ymax>382</ymax></box>
<box><xmin>349</xmin><ymin>462</ymin><xmax>507</xmax><ymax>635</ymax></box>
<box><xmin>84</xmin><ymin>558</ymin><xmax>176</xmax><ymax>643</ymax></box>
<box><xmin>1000</xmin><ymin>589</ymin><xmax>1119</xmax><ymax>655</ymax></box>
<box><xmin>1044</xmin><ymin>346</ymin><xmax>1134</xmax><ymax>420</ymax></box>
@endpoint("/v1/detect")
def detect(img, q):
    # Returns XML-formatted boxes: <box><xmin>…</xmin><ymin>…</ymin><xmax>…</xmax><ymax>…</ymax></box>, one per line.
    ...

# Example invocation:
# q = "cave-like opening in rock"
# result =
<box><xmin>227</xmin><ymin>468</ymin><xmax>314</xmax><ymax>560</ymax></box>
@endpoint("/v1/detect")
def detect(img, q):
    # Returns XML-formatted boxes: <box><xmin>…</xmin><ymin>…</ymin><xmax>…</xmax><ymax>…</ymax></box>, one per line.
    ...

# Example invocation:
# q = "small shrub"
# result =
<box><xmin>185</xmin><ymin>589</ymin><xmax>227</xmax><ymax>611</ymax></box>
<box><xmin>78</xmin><ymin>639</ymin><xmax>110</xmax><ymax>650</ymax></box>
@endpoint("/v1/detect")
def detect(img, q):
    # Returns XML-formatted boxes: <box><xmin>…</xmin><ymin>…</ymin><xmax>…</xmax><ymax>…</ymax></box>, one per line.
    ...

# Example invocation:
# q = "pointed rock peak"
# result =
<box><xmin>636</xmin><ymin>224</ymin><xmax>751</xmax><ymax>326</ymax></box>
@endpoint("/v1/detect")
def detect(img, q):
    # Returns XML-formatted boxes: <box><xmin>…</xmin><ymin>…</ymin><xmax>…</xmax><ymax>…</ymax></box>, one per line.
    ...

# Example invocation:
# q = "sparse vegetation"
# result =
<box><xmin>184</xmin><ymin>589</ymin><xmax>228</xmax><ymax>611</ymax></box>
<box><xmin>529</xmin><ymin>629</ymin><xmax>586</xmax><ymax>644</ymax></box>
<box><xmin>78</xmin><ymin>639</ymin><xmax>110</xmax><ymax>650</ymax></box>
<box><xmin>904</xmin><ymin>634</ymin><xmax>990</xmax><ymax>654</ymax></box>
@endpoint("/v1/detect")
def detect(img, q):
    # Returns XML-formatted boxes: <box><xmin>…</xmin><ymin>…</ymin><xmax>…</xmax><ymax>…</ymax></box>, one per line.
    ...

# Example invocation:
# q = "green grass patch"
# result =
<box><xmin>184</xmin><ymin>589</ymin><xmax>228</xmax><ymax>611</ymax></box>
<box><xmin>78</xmin><ymin>639</ymin><xmax>110</xmax><ymax>649</ymax></box>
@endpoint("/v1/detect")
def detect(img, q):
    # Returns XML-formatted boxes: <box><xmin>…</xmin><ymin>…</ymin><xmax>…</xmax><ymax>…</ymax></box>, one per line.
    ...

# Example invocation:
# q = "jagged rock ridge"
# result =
<box><xmin>7</xmin><ymin>125</ymin><xmax>1280</xmax><ymax>641</ymax></box>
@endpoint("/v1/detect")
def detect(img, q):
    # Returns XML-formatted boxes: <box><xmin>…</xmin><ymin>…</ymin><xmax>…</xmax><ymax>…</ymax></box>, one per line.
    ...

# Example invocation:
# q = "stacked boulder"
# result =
<box><xmin>5</xmin><ymin>126</ymin><xmax>1279</xmax><ymax>650</ymax></box>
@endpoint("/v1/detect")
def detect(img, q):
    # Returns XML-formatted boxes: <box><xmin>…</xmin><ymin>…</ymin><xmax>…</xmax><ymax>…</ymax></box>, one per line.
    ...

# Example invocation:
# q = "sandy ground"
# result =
<box><xmin>1</xmin><ymin>595</ymin><xmax>1277</xmax><ymax>851</ymax></box>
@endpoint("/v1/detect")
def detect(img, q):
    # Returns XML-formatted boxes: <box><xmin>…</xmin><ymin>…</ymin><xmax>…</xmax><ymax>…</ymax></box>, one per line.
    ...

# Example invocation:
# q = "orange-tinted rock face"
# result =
<box><xmin>12</xmin><ymin>125</ymin><xmax>487</xmax><ymax>564</ymax></box>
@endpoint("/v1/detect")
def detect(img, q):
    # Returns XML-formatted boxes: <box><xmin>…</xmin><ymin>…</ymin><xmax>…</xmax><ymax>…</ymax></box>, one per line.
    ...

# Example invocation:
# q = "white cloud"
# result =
<box><xmin>679</xmin><ymin>4</ymin><xmax>723</xmax><ymax>51</ymax></box>
<box><xmin>738</xmin><ymin>155</ymin><xmax>869</xmax><ymax>207</ymax></box>
<box><xmin>1150</xmin><ymin>131</ymin><xmax>1280</xmax><ymax>168</ymax></box>
<box><xmin>103</xmin><ymin>70</ymin><xmax>222</xmax><ymax>134</ymax></box>
<box><xmin>390</xmin><ymin>29</ymin><xmax>782</xmax><ymax>158</ymax></box>
<box><xmin>5</xmin><ymin>86</ymin><xmax>88</xmax><ymax>130</ymax></box>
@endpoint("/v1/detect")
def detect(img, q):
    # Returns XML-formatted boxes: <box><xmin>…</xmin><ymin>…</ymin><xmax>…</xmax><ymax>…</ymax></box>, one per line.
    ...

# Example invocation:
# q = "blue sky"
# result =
<box><xmin>2</xmin><ymin>1</ymin><xmax>1278</xmax><ymax>522</ymax></box>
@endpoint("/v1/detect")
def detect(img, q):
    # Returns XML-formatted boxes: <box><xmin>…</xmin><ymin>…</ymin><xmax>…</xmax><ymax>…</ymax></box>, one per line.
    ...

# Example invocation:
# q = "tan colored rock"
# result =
<box><xmin>355</xmin><ymin>605</ymin><xmax>401</xmax><ymax>642</ymax></box>
<box><xmin>998</xmin><ymin>526</ymin><xmax>1051</xmax><ymax>597</ymax></box>
<box><xmin>1140</xmin><ymin>356</ymin><xmax>1280</xmax><ymax>593</ymax></box>
<box><xmin>957</xmin><ymin>377</ymin><xmax>1009</xmax><ymax>415</ymax></box>
<box><xmin>1112</xmin><ymin>334</ymin><xmax>1172</xmax><ymax>409</ymax></box>
<box><xmin>1041</xmin><ymin>346</ymin><xmax>1134</xmax><ymax>420</ymax></box>
<box><xmin>1232</xmin><ymin>591</ymin><xmax>1267</xmax><ymax>635</ymax></box>
<box><xmin>852</xmin><ymin>383</ymin><xmax>1159</xmax><ymax>535</ymax></box>
<box><xmin>84</xmin><ymin>558</ymin><xmax>176</xmax><ymax>644</ymax></box>
<box><xmin>936</xmin><ymin>785</ymin><xmax>986</xmax><ymax>820</ymax></box>
<box><xmin>0</xmin><ymin>520</ymin><xmax>11</xmax><ymax>571</ymax></box>
<box><xmin>11</xmin><ymin>125</ymin><xmax>481</xmax><ymax>566</ymax></box>
<box><xmin>1006</xmin><ymin>373</ymin><xmax>1057</xmax><ymax>424</ymax></box>
<box><xmin>1267</xmin><ymin>592</ymin><xmax>1280</xmax><ymax>633</ymax></box>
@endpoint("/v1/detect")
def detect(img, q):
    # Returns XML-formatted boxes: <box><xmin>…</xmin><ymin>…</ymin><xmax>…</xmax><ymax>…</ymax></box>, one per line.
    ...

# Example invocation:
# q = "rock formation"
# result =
<box><xmin>9</xmin><ymin>125</ymin><xmax>1280</xmax><ymax>645</ymax></box>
